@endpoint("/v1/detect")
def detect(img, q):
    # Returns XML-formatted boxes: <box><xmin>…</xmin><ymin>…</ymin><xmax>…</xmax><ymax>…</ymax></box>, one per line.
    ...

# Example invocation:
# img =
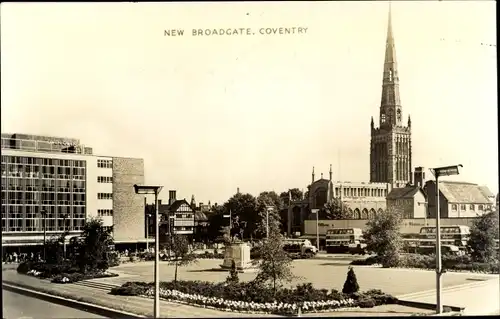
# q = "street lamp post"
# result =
<box><xmin>134</xmin><ymin>184</ymin><xmax>163</xmax><ymax>318</ymax></box>
<box><xmin>146</xmin><ymin>213</ymin><xmax>152</xmax><ymax>252</ymax></box>
<box><xmin>429</xmin><ymin>165</ymin><xmax>463</xmax><ymax>315</ymax></box>
<box><xmin>41</xmin><ymin>209</ymin><xmax>47</xmax><ymax>261</ymax></box>
<box><xmin>62</xmin><ymin>213</ymin><xmax>69</xmax><ymax>259</ymax></box>
<box><xmin>266</xmin><ymin>206</ymin><xmax>273</xmax><ymax>239</ymax></box>
<box><xmin>311</xmin><ymin>209</ymin><xmax>320</xmax><ymax>251</ymax></box>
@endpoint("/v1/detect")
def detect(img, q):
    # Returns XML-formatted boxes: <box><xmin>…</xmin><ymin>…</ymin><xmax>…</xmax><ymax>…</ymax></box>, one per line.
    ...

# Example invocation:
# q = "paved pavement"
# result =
<box><xmin>2</xmin><ymin>289</ymin><xmax>105</xmax><ymax>318</ymax></box>
<box><xmin>397</xmin><ymin>277</ymin><xmax>500</xmax><ymax>315</ymax></box>
<box><xmin>103</xmin><ymin>258</ymin><xmax>496</xmax><ymax>297</ymax></box>
<box><xmin>4</xmin><ymin>257</ymin><xmax>498</xmax><ymax>316</ymax></box>
<box><xmin>2</xmin><ymin>270</ymin><xmax>279</xmax><ymax>318</ymax></box>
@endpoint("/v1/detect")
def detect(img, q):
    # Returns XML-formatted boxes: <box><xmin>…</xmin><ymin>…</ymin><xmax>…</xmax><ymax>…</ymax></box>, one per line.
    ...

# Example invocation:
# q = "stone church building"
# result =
<box><xmin>287</xmin><ymin>6</ymin><xmax>411</xmax><ymax>236</ymax></box>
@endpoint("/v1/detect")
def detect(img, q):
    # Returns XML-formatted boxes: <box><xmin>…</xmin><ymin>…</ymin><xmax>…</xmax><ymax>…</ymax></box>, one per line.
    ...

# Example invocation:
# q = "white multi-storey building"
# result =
<box><xmin>1</xmin><ymin>133</ymin><xmax>146</xmax><ymax>252</ymax></box>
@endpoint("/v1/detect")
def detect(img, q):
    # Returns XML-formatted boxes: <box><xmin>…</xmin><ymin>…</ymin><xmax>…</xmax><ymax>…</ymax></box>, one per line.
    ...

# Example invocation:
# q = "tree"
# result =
<box><xmin>258</xmin><ymin>191</ymin><xmax>283</xmax><ymax>210</ymax></box>
<box><xmin>342</xmin><ymin>267</ymin><xmax>360</xmax><ymax>294</ymax></box>
<box><xmin>167</xmin><ymin>234</ymin><xmax>197</xmax><ymax>284</ymax></box>
<box><xmin>226</xmin><ymin>260</ymin><xmax>239</xmax><ymax>284</ymax></box>
<box><xmin>253</xmin><ymin>213</ymin><xmax>295</xmax><ymax>294</ymax></box>
<box><xmin>279</xmin><ymin>188</ymin><xmax>304</xmax><ymax>205</ymax></box>
<box><xmin>323</xmin><ymin>198</ymin><xmax>352</xmax><ymax>220</ymax></box>
<box><xmin>362</xmin><ymin>207</ymin><xmax>404</xmax><ymax>267</ymax></box>
<box><xmin>206</xmin><ymin>205</ymin><xmax>228</xmax><ymax>242</ymax></box>
<box><xmin>469</xmin><ymin>210</ymin><xmax>499</xmax><ymax>263</ymax></box>
<box><xmin>225</xmin><ymin>193</ymin><xmax>259</xmax><ymax>239</ymax></box>
<box><xmin>45</xmin><ymin>231</ymin><xmax>70</xmax><ymax>264</ymax></box>
<box><xmin>76</xmin><ymin>218</ymin><xmax>114</xmax><ymax>273</ymax></box>
<box><xmin>255</xmin><ymin>206</ymin><xmax>282</xmax><ymax>238</ymax></box>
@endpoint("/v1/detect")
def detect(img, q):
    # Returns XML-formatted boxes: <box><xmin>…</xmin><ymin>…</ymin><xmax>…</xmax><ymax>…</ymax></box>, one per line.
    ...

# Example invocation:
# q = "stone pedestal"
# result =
<box><xmin>220</xmin><ymin>242</ymin><xmax>254</xmax><ymax>272</ymax></box>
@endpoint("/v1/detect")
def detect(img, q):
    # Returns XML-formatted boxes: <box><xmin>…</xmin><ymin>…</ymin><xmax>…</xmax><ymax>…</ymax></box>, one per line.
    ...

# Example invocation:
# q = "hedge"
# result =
<box><xmin>350</xmin><ymin>254</ymin><xmax>500</xmax><ymax>274</ymax></box>
<box><xmin>17</xmin><ymin>261</ymin><xmax>118</xmax><ymax>283</ymax></box>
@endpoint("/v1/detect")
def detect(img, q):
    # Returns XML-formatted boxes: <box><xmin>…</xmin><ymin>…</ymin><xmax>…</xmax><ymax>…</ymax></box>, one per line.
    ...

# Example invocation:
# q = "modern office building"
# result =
<box><xmin>1</xmin><ymin>133</ymin><xmax>146</xmax><ymax>251</ymax></box>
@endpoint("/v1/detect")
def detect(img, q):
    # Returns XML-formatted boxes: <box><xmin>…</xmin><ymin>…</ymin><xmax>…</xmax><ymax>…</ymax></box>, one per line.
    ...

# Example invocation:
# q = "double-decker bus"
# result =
<box><xmin>402</xmin><ymin>225</ymin><xmax>470</xmax><ymax>255</ymax></box>
<box><xmin>325</xmin><ymin>228</ymin><xmax>366</xmax><ymax>254</ymax></box>
<box><xmin>419</xmin><ymin>225</ymin><xmax>470</xmax><ymax>248</ymax></box>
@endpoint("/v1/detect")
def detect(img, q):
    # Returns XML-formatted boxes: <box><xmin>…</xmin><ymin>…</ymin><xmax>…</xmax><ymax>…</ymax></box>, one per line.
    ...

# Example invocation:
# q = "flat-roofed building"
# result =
<box><xmin>1</xmin><ymin>133</ymin><xmax>145</xmax><ymax>251</ymax></box>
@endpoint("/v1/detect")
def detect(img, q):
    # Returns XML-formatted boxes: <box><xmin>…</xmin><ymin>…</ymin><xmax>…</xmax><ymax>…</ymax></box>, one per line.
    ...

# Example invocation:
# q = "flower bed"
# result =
<box><xmin>18</xmin><ymin>261</ymin><xmax>118</xmax><ymax>283</ymax></box>
<box><xmin>350</xmin><ymin>254</ymin><xmax>499</xmax><ymax>274</ymax></box>
<box><xmin>111</xmin><ymin>281</ymin><xmax>397</xmax><ymax>315</ymax></box>
<box><xmin>17</xmin><ymin>261</ymin><xmax>80</xmax><ymax>278</ymax></box>
<box><xmin>51</xmin><ymin>271</ymin><xmax>118</xmax><ymax>283</ymax></box>
<box><xmin>146</xmin><ymin>288</ymin><xmax>356</xmax><ymax>315</ymax></box>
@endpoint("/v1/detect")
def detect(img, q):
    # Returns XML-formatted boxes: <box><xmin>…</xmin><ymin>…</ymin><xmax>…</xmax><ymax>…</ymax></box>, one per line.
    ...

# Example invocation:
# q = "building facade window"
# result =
<box><xmin>97</xmin><ymin>176</ymin><xmax>113</xmax><ymax>183</ymax></box>
<box><xmin>1</xmin><ymin>155</ymin><xmax>87</xmax><ymax>233</ymax></box>
<box><xmin>469</xmin><ymin>204</ymin><xmax>475</xmax><ymax>211</ymax></box>
<box><xmin>97</xmin><ymin>193</ymin><xmax>113</xmax><ymax>200</ymax></box>
<box><xmin>98</xmin><ymin>209</ymin><xmax>113</xmax><ymax>216</ymax></box>
<box><xmin>97</xmin><ymin>159</ymin><xmax>113</xmax><ymax>168</ymax></box>
<box><xmin>478</xmin><ymin>204</ymin><xmax>484</xmax><ymax>210</ymax></box>
<box><xmin>451</xmin><ymin>204</ymin><xmax>457</xmax><ymax>211</ymax></box>
<box><xmin>460</xmin><ymin>204</ymin><xmax>466</xmax><ymax>211</ymax></box>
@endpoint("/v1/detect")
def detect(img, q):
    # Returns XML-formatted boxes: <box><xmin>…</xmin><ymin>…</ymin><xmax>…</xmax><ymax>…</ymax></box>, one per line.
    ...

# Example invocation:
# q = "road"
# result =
<box><xmin>2</xmin><ymin>289</ymin><xmax>106</xmax><ymax>319</ymax></box>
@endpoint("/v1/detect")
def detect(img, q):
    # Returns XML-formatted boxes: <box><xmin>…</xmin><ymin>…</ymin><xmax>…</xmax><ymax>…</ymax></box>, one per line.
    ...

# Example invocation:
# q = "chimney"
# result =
<box><xmin>168</xmin><ymin>190</ymin><xmax>177</xmax><ymax>205</ymax></box>
<box><xmin>237</xmin><ymin>187</ymin><xmax>240</xmax><ymax>194</ymax></box>
<box><xmin>414</xmin><ymin>167</ymin><xmax>425</xmax><ymax>188</ymax></box>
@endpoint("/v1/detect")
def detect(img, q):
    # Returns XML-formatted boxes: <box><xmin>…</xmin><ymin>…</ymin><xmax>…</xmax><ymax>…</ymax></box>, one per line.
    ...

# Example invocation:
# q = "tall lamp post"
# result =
<box><xmin>61</xmin><ymin>213</ymin><xmax>69</xmax><ymax>259</ymax></box>
<box><xmin>134</xmin><ymin>184</ymin><xmax>163</xmax><ymax>318</ymax></box>
<box><xmin>429</xmin><ymin>164</ymin><xmax>463</xmax><ymax>315</ymax></box>
<box><xmin>265</xmin><ymin>206</ymin><xmax>274</xmax><ymax>239</ymax></box>
<box><xmin>41</xmin><ymin>209</ymin><xmax>47</xmax><ymax>261</ymax></box>
<box><xmin>311</xmin><ymin>209</ymin><xmax>320</xmax><ymax>251</ymax></box>
<box><xmin>146</xmin><ymin>213</ymin><xmax>152</xmax><ymax>252</ymax></box>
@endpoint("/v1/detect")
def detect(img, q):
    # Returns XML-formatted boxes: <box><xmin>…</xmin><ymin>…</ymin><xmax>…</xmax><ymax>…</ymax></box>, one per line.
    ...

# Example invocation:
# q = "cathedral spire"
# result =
<box><xmin>380</xmin><ymin>2</ymin><xmax>403</xmax><ymax>128</ymax></box>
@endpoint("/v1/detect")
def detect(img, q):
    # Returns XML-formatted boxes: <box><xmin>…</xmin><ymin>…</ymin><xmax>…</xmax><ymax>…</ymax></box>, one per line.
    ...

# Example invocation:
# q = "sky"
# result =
<box><xmin>1</xmin><ymin>1</ymin><xmax>497</xmax><ymax>205</ymax></box>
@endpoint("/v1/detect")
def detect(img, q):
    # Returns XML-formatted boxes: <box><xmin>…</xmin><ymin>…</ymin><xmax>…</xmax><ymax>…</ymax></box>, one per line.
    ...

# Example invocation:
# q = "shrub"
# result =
<box><xmin>351</xmin><ymin>252</ymin><xmax>499</xmax><ymax>274</ymax></box>
<box><xmin>51</xmin><ymin>271</ymin><xmax>117</xmax><ymax>283</ymax></box>
<box><xmin>51</xmin><ymin>273</ymin><xmax>85</xmax><ymax>283</ymax></box>
<box><xmin>18</xmin><ymin>261</ymin><xmax>79</xmax><ymax>278</ymax></box>
<box><xmin>17</xmin><ymin>262</ymin><xmax>33</xmax><ymax>274</ymax></box>
<box><xmin>358</xmin><ymin>297</ymin><xmax>377</xmax><ymax>308</ymax></box>
<box><xmin>110</xmin><ymin>281</ymin><xmax>151</xmax><ymax>295</ymax></box>
<box><xmin>350</xmin><ymin>255</ymin><xmax>381</xmax><ymax>266</ymax></box>
<box><xmin>108</xmin><ymin>251</ymin><xmax>120</xmax><ymax>267</ymax></box>
<box><xmin>364</xmin><ymin>289</ymin><xmax>398</xmax><ymax>304</ymax></box>
<box><xmin>226</xmin><ymin>260</ymin><xmax>239</xmax><ymax>284</ymax></box>
<box><xmin>342</xmin><ymin>267</ymin><xmax>360</xmax><ymax>294</ymax></box>
<box><xmin>197</xmin><ymin>251</ymin><xmax>224</xmax><ymax>259</ymax></box>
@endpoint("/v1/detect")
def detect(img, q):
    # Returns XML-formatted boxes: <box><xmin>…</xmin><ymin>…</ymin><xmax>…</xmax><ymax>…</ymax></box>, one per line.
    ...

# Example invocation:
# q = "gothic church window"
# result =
<box><xmin>381</xmin><ymin>113</ymin><xmax>386</xmax><ymax>123</ymax></box>
<box><xmin>397</xmin><ymin>109</ymin><xmax>401</xmax><ymax>121</ymax></box>
<box><xmin>389</xmin><ymin>69</ymin><xmax>393</xmax><ymax>81</ymax></box>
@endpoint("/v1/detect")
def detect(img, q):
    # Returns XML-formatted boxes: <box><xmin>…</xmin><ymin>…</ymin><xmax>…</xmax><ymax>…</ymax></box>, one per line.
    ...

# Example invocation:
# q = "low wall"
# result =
<box><xmin>304</xmin><ymin>218</ymin><xmax>477</xmax><ymax>236</ymax></box>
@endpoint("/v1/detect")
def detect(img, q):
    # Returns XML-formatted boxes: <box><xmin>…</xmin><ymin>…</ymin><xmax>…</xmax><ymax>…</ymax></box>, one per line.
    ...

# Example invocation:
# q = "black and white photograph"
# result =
<box><xmin>1</xmin><ymin>1</ymin><xmax>498</xmax><ymax>318</ymax></box>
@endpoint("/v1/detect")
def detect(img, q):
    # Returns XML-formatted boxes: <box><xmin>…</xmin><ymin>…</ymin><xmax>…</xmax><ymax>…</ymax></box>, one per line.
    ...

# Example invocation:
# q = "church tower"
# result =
<box><xmin>370</xmin><ymin>4</ymin><xmax>412</xmax><ymax>187</ymax></box>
